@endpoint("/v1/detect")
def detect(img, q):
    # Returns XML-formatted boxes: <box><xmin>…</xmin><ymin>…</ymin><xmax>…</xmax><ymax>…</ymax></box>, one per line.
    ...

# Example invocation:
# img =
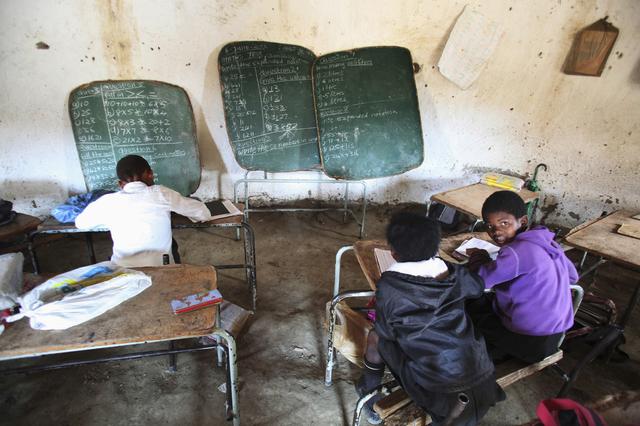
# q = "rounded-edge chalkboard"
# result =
<box><xmin>69</xmin><ymin>80</ymin><xmax>201</xmax><ymax>196</ymax></box>
<box><xmin>313</xmin><ymin>46</ymin><xmax>424</xmax><ymax>180</ymax></box>
<box><xmin>218</xmin><ymin>41</ymin><xmax>322</xmax><ymax>172</ymax></box>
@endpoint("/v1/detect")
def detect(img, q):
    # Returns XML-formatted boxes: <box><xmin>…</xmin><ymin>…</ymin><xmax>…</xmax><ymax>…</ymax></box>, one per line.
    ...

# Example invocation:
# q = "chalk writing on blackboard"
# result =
<box><xmin>314</xmin><ymin>47</ymin><xmax>424</xmax><ymax>180</ymax></box>
<box><xmin>219</xmin><ymin>42</ymin><xmax>321</xmax><ymax>172</ymax></box>
<box><xmin>69</xmin><ymin>81</ymin><xmax>200</xmax><ymax>195</ymax></box>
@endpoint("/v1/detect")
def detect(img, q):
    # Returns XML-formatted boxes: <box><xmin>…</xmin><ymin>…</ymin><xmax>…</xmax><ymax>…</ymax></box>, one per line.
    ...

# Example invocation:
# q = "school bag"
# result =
<box><xmin>533</xmin><ymin>398</ymin><xmax>607</xmax><ymax>426</ymax></box>
<box><xmin>0</xmin><ymin>199</ymin><xmax>15</xmax><ymax>226</ymax></box>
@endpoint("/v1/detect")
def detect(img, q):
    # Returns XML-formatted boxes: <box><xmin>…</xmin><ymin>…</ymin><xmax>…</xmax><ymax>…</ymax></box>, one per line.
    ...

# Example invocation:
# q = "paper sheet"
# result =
<box><xmin>455</xmin><ymin>238</ymin><xmax>501</xmax><ymax>260</ymax></box>
<box><xmin>618</xmin><ymin>223</ymin><xmax>640</xmax><ymax>240</ymax></box>
<box><xmin>374</xmin><ymin>248</ymin><xmax>396</xmax><ymax>273</ymax></box>
<box><xmin>438</xmin><ymin>7</ymin><xmax>502</xmax><ymax>89</ymax></box>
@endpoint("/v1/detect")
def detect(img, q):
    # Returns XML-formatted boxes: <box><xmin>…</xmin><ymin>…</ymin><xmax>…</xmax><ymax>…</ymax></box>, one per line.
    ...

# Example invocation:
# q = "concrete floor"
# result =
<box><xmin>1</xmin><ymin>206</ymin><xmax>639</xmax><ymax>425</ymax></box>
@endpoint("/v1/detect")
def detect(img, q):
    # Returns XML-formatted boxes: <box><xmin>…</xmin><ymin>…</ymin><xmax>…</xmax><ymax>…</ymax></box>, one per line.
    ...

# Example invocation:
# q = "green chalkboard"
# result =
<box><xmin>219</xmin><ymin>41</ymin><xmax>321</xmax><ymax>172</ymax></box>
<box><xmin>69</xmin><ymin>80</ymin><xmax>200</xmax><ymax>196</ymax></box>
<box><xmin>314</xmin><ymin>47</ymin><xmax>424</xmax><ymax>180</ymax></box>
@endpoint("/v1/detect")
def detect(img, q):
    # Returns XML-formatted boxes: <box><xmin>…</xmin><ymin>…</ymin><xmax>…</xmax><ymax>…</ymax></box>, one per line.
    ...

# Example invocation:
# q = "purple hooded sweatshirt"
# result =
<box><xmin>477</xmin><ymin>226</ymin><xmax>578</xmax><ymax>336</ymax></box>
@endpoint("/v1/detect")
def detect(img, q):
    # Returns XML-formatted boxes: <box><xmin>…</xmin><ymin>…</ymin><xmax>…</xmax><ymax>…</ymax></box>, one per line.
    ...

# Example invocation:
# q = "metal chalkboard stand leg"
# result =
<box><xmin>233</xmin><ymin>170</ymin><xmax>367</xmax><ymax>239</ymax></box>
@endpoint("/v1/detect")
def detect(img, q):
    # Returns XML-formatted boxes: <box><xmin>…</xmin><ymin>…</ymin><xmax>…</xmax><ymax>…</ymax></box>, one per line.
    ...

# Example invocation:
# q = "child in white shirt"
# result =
<box><xmin>75</xmin><ymin>155</ymin><xmax>211</xmax><ymax>267</ymax></box>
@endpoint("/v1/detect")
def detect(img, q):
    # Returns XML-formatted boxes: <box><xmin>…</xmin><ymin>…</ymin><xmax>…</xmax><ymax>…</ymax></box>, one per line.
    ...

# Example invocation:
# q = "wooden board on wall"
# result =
<box><xmin>564</xmin><ymin>18</ymin><xmax>619</xmax><ymax>77</ymax></box>
<box><xmin>69</xmin><ymin>80</ymin><xmax>201</xmax><ymax>196</ymax></box>
<box><xmin>314</xmin><ymin>47</ymin><xmax>424</xmax><ymax>180</ymax></box>
<box><xmin>218</xmin><ymin>41</ymin><xmax>321</xmax><ymax>172</ymax></box>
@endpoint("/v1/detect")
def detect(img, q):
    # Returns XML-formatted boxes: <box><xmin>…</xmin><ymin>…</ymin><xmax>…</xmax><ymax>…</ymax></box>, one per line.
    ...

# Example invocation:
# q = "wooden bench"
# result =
<box><xmin>372</xmin><ymin>351</ymin><xmax>564</xmax><ymax>425</ymax></box>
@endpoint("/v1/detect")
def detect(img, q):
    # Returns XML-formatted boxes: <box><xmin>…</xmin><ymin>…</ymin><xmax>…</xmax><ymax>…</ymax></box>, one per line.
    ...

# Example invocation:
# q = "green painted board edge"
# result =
<box><xmin>219</xmin><ymin>41</ymin><xmax>321</xmax><ymax>172</ymax></box>
<box><xmin>313</xmin><ymin>46</ymin><xmax>424</xmax><ymax>180</ymax></box>
<box><xmin>69</xmin><ymin>80</ymin><xmax>201</xmax><ymax>196</ymax></box>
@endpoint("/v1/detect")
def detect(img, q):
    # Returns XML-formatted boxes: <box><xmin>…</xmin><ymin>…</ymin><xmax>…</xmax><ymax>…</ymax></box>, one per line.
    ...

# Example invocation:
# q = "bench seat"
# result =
<box><xmin>374</xmin><ymin>350</ymin><xmax>564</xmax><ymax>425</ymax></box>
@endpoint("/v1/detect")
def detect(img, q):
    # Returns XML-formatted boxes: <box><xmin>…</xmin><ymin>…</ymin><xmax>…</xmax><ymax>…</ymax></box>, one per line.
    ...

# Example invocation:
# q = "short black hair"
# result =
<box><xmin>386</xmin><ymin>211</ymin><xmax>441</xmax><ymax>262</ymax></box>
<box><xmin>481</xmin><ymin>190</ymin><xmax>527</xmax><ymax>221</ymax></box>
<box><xmin>116</xmin><ymin>155</ymin><xmax>151</xmax><ymax>182</ymax></box>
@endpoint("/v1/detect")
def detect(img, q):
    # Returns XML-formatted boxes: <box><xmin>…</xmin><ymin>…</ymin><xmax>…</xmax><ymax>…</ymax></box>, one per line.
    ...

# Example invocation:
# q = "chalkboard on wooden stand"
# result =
<box><xmin>69</xmin><ymin>80</ymin><xmax>201</xmax><ymax>196</ymax></box>
<box><xmin>219</xmin><ymin>41</ymin><xmax>321</xmax><ymax>172</ymax></box>
<box><xmin>314</xmin><ymin>47</ymin><xmax>424</xmax><ymax>180</ymax></box>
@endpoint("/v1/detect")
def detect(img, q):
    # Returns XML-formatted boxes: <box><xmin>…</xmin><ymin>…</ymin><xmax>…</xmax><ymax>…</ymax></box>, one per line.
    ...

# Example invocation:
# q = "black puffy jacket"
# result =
<box><xmin>374</xmin><ymin>264</ymin><xmax>494</xmax><ymax>395</ymax></box>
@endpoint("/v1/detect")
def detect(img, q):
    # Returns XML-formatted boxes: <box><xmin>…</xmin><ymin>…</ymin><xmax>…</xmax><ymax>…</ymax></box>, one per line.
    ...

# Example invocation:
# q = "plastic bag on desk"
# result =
<box><xmin>6</xmin><ymin>261</ymin><xmax>151</xmax><ymax>330</ymax></box>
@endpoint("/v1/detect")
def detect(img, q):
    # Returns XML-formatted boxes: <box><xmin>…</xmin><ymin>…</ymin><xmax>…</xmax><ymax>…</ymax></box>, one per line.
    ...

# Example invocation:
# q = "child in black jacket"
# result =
<box><xmin>358</xmin><ymin>212</ymin><xmax>504</xmax><ymax>425</ymax></box>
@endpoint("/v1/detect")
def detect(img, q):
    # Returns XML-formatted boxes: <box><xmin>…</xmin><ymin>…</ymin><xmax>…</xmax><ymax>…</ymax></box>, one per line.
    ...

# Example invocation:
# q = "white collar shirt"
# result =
<box><xmin>386</xmin><ymin>257</ymin><xmax>449</xmax><ymax>278</ymax></box>
<box><xmin>75</xmin><ymin>182</ymin><xmax>210</xmax><ymax>267</ymax></box>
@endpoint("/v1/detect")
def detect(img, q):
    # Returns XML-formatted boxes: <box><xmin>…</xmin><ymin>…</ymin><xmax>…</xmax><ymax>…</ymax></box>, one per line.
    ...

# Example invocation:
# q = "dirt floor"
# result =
<box><xmin>1</xmin><ymin>206</ymin><xmax>639</xmax><ymax>425</ymax></box>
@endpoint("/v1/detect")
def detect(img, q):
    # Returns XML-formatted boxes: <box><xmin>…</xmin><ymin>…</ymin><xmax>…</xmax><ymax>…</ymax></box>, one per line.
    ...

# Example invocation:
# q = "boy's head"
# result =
<box><xmin>481</xmin><ymin>190</ymin><xmax>528</xmax><ymax>246</ymax></box>
<box><xmin>386</xmin><ymin>211</ymin><xmax>441</xmax><ymax>262</ymax></box>
<box><xmin>116</xmin><ymin>155</ymin><xmax>154</xmax><ymax>187</ymax></box>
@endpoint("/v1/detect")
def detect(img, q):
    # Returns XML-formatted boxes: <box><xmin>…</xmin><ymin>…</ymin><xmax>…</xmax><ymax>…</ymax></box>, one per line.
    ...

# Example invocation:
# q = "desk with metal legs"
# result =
<box><xmin>564</xmin><ymin>210</ymin><xmax>640</xmax><ymax>352</ymax></box>
<box><xmin>27</xmin><ymin>207</ymin><xmax>257</xmax><ymax>312</ymax></box>
<box><xmin>429</xmin><ymin>183</ymin><xmax>540</xmax><ymax>230</ymax></box>
<box><xmin>325</xmin><ymin>232</ymin><xmax>491</xmax><ymax>385</ymax></box>
<box><xmin>0</xmin><ymin>265</ymin><xmax>240</xmax><ymax>426</ymax></box>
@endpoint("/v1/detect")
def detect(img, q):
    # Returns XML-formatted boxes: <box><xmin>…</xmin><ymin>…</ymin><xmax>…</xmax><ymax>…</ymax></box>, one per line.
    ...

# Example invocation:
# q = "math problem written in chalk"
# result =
<box><xmin>69</xmin><ymin>80</ymin><xmax>201</xmax><ymax>196</ymax></box>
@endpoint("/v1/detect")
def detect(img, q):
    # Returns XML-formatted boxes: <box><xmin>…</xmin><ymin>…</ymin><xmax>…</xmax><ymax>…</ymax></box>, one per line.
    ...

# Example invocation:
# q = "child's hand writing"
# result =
<box><xmin>466</xmin><ymin>248</ymin><xmax>491</xmax><ymax>272</ymax></box>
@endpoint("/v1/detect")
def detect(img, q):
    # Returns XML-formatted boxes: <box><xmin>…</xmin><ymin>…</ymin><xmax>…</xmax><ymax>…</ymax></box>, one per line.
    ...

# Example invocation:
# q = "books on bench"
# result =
<box><xmin>205</xmin><ymin>200</ymin><xmax>242</xmax><ymax>221</ymax></box>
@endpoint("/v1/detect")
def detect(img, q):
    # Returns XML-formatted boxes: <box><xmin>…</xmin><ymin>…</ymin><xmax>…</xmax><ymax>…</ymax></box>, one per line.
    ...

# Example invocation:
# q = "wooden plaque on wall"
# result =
<box><xmin>564</xmin><ymin>18</ymin><xmax>619</xmax><ymax>77</ymax></box>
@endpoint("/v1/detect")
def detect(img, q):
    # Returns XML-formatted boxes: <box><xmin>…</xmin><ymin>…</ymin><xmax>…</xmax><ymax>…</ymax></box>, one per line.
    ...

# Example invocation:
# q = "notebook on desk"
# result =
<box><xmin>374</xmin><ymin>248</ymin><xmax>396</xmax><ymax>274</ymax></box>
<box><xmin>453</xmin><ymin>238</ymin><xmax>500</xmax><ymax>261</ymax></box>
<box><xmin>205</xmin><ymin>200</ymin><xmax>243</xmax><ymax>221</ymax></box>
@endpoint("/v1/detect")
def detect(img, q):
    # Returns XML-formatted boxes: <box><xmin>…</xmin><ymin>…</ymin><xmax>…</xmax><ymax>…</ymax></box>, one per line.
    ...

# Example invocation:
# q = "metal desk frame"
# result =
<box><xmin>27</xmin><ymin>219</ymin><xmax>258</xmax><ymax>312</ymax></box>
<box><xmin>233</xmin><ymin>170</ymin><xmax>368</xmax><ymax>238</ymax></box>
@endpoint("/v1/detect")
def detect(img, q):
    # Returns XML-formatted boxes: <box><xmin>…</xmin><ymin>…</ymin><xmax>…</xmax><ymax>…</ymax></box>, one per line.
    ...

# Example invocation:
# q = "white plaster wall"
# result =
<box><xmin>1</xmin><ymin>0</ymin><xmax>638</xmax><ymax>226</ymax></box>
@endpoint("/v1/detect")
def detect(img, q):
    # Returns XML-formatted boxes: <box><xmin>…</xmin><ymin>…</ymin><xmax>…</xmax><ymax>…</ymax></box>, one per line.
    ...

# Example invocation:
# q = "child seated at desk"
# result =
<box><xmin>467</xmin><ymin>190</ymin><xmax>578</xmax><ymax>363</ymax></box>
<box><xmin>358</xmin><ymin>212</ymin><xmax>504</xmax><ymax>425</ymax></box>
<box><xmin>75</xmin><ymin>155</ymin><xmax>210</xmax><ymax>267</ymax></box>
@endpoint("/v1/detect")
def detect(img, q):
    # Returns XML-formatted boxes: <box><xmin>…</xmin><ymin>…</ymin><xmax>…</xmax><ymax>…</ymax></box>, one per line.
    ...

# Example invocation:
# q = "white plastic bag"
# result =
<box><xmin>7</xmin><ymin>261</ymin><xmax>151</xmax><ymax>330</ymax></box>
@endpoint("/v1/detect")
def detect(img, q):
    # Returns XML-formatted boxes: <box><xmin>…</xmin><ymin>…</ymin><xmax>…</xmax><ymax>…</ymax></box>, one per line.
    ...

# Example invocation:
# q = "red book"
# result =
<box><xmin>170</xmin><ymin>289</ymin><xmax>223</xmax><ymax>314</ymax></box>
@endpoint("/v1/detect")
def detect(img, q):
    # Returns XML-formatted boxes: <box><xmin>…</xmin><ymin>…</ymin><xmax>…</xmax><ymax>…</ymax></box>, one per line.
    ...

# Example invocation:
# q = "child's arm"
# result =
<box><xmin>476</xmin><ymin>246</ymin><xmax>521</xmax><ymax>289</ymax></box>
<box><xmin>467</xmin><ymin>248</ymin><xmax>492</xmax><ymax>273</ymax></box>
<box><xmin>160</xmin><ymin>187</ymin><xmax>210</xmax><ymax>222</ymax></box>
<box><xmin>75</xmin><ymin>197</ymin><xmax>108</xmax><ymax>229</ymax></box>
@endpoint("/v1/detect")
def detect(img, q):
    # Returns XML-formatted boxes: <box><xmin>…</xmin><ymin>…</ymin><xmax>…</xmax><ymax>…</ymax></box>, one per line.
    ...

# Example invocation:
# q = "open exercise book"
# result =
<box><xmin>374</xmin><ymin>248</ymin><xmax>396</xmax><ymax>274</ymax></box>
<box><xmin>205</xmin><ymin>200</ymin><xmax>243</xmax><ymax>221</ymax></box>
<box><xmin>454</xmin><ymin>238</ymin><xmax>500</xmax><ymax>261</ymax></box>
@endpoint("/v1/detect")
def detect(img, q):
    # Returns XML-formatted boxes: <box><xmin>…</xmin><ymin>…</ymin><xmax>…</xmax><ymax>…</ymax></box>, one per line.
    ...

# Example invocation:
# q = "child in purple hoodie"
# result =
<box><xmin>467</xmin><ymin>190</ymin><xmax>578</xmax><ymax>363</ymax></box>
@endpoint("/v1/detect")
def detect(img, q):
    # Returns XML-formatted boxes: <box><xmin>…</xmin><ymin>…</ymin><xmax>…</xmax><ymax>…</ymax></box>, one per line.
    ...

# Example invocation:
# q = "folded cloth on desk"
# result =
<box><xmin>51</xmin><ymin>190</ymin><xmax>113</xmax><ymax>223</ymax></box>
<box><xmin>6</xmin><ymin>261</ymin><xmax>151</xmax><ymax>330</ymax></box>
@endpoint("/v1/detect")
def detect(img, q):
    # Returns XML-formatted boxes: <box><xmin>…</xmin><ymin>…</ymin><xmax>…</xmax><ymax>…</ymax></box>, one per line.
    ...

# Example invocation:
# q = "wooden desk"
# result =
<box><xmin>0</xmin><ymin>264</ymin><xmax>240</xmax><ymax>425</ymax></box>
<box><xmin>430</xmin><ymin>183</ymin><xmax>540</xmax><ymax>220</ymax></box>
<box><xmin>352</xmin><ymin>232</ymin><xmax>493</xmax><ymax>290</ymax></box>
<box><xmin>327</xmin><ymin>232</ymin><xmax>494</xmax><ymax>386</ymax></box>
<box><xmin>564</xmin><ymin>210</ymin><xmax>640</xmax><ymax>328</ymax></box>
<box><xmin>565</xmin><ymin>210</ymin><xmax>640</xmax><ymax>271</ymax></box>
<box><xmin>0</xmin><ymin>213</ymin><xmax>41</xmax><ymax>242</ymax></box>
<box><xmin>28</xmin><ymin>204</ymin><xmax>257</xmax><ymax>311</ymax></box>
